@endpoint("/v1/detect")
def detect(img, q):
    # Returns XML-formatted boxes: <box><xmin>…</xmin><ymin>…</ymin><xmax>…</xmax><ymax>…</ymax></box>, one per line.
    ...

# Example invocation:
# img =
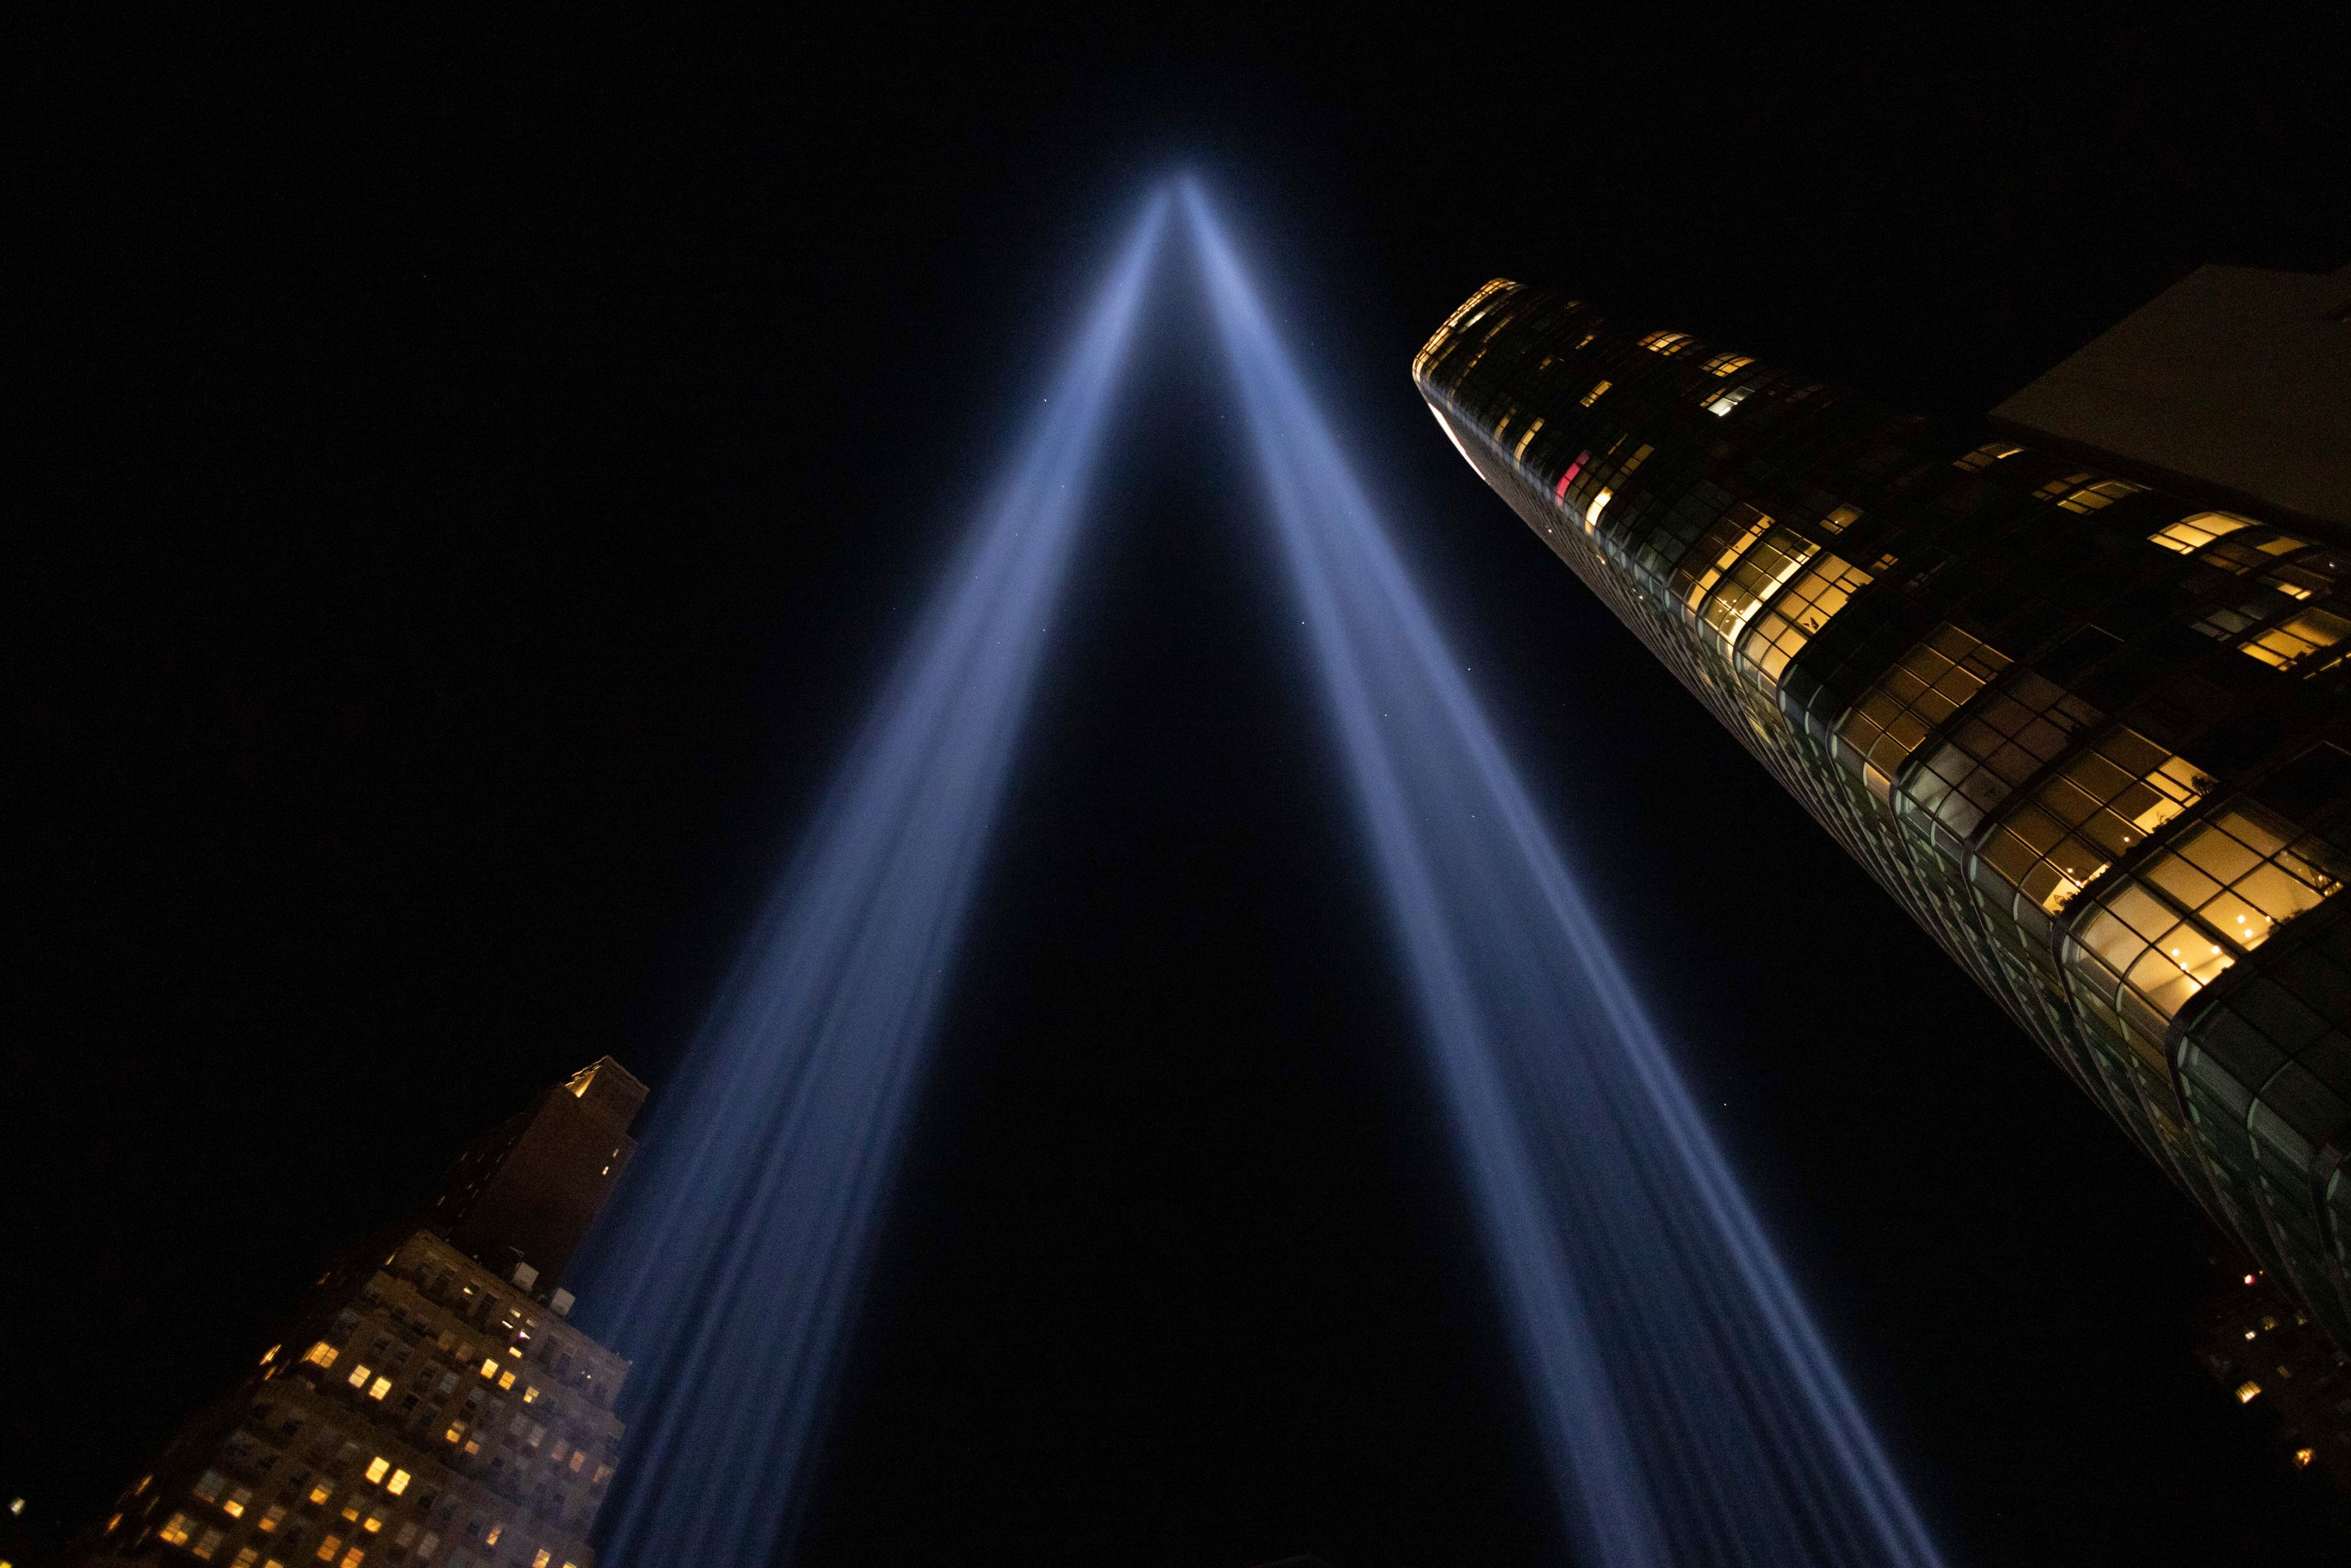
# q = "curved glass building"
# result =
<box><xmin>1415</xmin><ymin>278</ymin><xmax>2351</xmax><ymax>1343</ymax></box>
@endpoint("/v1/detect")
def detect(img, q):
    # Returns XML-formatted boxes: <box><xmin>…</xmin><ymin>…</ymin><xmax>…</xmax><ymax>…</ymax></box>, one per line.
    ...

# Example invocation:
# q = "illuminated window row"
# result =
<box><xmin>1837</xmin><ymin>624</ymin><xmax>2013</xmax><ymax>797</ymax></box>
<box><xmin>2069</xmin><ymin>801</ymin><xmax>2345</xmax><ymax>1028</ymax></box>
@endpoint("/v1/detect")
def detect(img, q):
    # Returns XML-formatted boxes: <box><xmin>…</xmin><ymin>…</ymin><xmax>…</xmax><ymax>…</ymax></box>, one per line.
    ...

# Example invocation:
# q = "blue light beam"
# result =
<box><xmin>571</xmin><ymin>192</ymin><xmax>1170</xmax><ymax>1568</ymax></box>
<box><xmin>1187</xmin><ymin>185</ymin><xmax>1946</xmax><ymax>1568</ymax></box>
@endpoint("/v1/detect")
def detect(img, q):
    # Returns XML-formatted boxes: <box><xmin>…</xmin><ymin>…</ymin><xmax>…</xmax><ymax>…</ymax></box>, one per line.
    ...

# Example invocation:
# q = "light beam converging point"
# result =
<box><xmin>1185</xmin><ymin>182</ymin><xmax>1947</xmax><ymax>1568</ymax></box>
<box><xmin>569</xmin><ymin>192</ymin><xmax>1169</xmax><ymax>1567</ymax></box>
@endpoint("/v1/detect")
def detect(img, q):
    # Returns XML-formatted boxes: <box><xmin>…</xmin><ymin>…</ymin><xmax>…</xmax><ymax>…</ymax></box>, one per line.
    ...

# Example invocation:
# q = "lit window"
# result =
<box><xmin>308</xmin><ymin>1482</ymin><xmax>334</xmax><ymax>1506</ymax></box>
<box><xmin>486</xmin><ymin>1524</ymin><xmax>503</xmax><ymax>1546</ymax></box>
<box><xmin>1580</xmin><ymin>380</ymin><xmax>1611</xmax><ymax>407</ymax></box>
<box><xmin>1974</xmin><ymin>731</ymin><xmax>2208</xmax><ymax>913</ymax></box>
<box><xmin>234</xmin><ymin>1550</ymin><xmax>262</xmax><ymax>1568</ymax></box>
<box><xmin>1837</xmin><ymin>625</ymin><xmax>2012</xmax><ymax>799</ymax></box>
<box><xmin>363</xmin><ymin>1514</ymin><xmax>384</xmax><ymax>1533</ymax></box>
<box><xmin>386</xmin><ymin>1470</ymin><xmax>410</xmax><ymax>1496</ymax></box>
<box><xmin>1673</xmin><ymin>505</ymin><xmax>1775</xmax><ymax>610</ymax></box>
<box><xmin>367</xmin><ymin>1377</ymin><xmax>393</xmax><ymax>1401</ymax></box>
<box><xmin>535</xmin><ymin>1551</ymin><xmax>553</xmax><ymax>1568</ymax></box>
<box><xmin>498</xmin><ymin>1370</ymin><xmax>517</xmax><ymax>1390</ymax></box>
<box><xmin>2240</xmin><ymin>607</ymin><xmax>2351</xmax><ymax>674</ymax></box>
<box><xmin>160</xmin><ymin>1513</ymin><xmax>196</xmax><ymax>1547</ymax></box>
<box><xmin>1707</xmin><ymin>386</ymin><xmax>1750</xmax><ymax>418</ymax></box>
<box><xmin>1701</xmin><ymin>528</ymin><xmax>1818</xmax><ymax>650</ymax></box>
<box><xmin>1701</xmin><ymin>351</ymin><xmax>1751</xmax><ymax>378</ymax></box>
<box><xmin>260</xmin><ymin>1345</ymin><xmax>281</xmax><ymax>1366</ymax></box>
<box><xmin>260</xmin><ymin>1504</ymin><xmax>287</xmax><ymax>1532</ymax></box>
<box><xmin>194</xmin><ymin>1528</ymin><xmax>227</xmax><ymax>1561</ymax></box>
<box><xmin>2033</xmin><ymin>473</ymin><xmax>2145</xmax><ymax>514</ymax></box>
<box><xmin>2060</xmin><ymin>479</ymin><xmax>2143</xmax><ymax>513</ymax></box>
<box><xmin>347</xmin><ymin>1364</ymin><xmax>372</xmax><ymax>1390</ymax></box>
<box><xmin>481</xmin><ymin>1359</ymin><xmax>500</xmax><ymax>1379</ymax></box>
<box><xmin>194</xmin><ymin>1471</ymin><xmax>227</xmax><ymax>1504</ymax></box>
<box><xmin>1637</xmin><ymin>329</ymin><xmax>1691</xmax><ymax>355</ymax></box>
<box><xmin>2238</xmin><ymin>1381</ymin><xmax>2262</xmax><ymax>1403</ymax></box>
<box><xmin>2150</xmin><ymin>511</ymin><xmax>2254</xmax><ymax>554</ymax></box>
<box><xmin>1513</xmin><ymin>418</ymin><xmax>1545</xmax><ymax>460</ymax></box>
<box><xmin>1741</xmin><ymin>555</ymin><xmax>1874</xmax><ymax>683</ymax></box>
<box><xmin>1585</xmin><ymin>489</ymin><xmax>1613</xmax><ymax>529</ymax></box>
<box><xmin>365</xmin><ymin>1458</ymin><xmax>390</xmax><ymax>1485</ymax></box>
<box><xmin>223</xmin><ymin>1488</ymin><xmax>252</xmax><ymax>1519</ymax></box>
<box><xmin>340</xmin><ymin>1549</ymin><xmax>366</xmax><ymax>1568</ymax></box>
<box><xmin>1952</xmin><ymin>442</ymin><xmax>2022</xmax><ymax>471</ymax></box>
<box><xmin>522</xmin><ymin>1386</ymin><xmax>541</xmax><ymax>1405</ymax></box>
<box><xmin>313</xmin><ymin>1536</ymin><xmax>342</xmax><ymax>1562</ymax></box>
<box><xmin>1818</xmin><ymin>504</ymin><xmax>1862</xmax><ymax>534</ymax></box>
<box><xmin>2297</xmin><ymin>1447</ymin><xmax>2316</xmax><ymax>1467</ymax></box>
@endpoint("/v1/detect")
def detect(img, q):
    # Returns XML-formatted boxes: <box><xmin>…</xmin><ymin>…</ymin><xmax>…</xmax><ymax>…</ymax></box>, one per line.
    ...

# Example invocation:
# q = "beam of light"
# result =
<box><xmin>569</xmin><ymin>191</ymin><xmax>1169</xmax><ymax>1568</ymax></box>
<box><xmin>1185</xmin><ymin>184</ymin><xmax>1946</xmax><ymax>1568</ymax></box>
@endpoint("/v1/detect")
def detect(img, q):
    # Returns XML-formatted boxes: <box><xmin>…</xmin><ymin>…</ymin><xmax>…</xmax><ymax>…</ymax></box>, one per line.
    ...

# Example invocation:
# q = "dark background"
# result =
<box><xmin>10</xmin><ymin>12</ymin><xmax>2351</xmax><ymax>1566</ymax></box>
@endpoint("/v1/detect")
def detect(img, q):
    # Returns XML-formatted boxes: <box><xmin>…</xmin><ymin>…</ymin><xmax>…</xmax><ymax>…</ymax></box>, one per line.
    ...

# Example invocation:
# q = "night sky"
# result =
<box><xmin>12</xmin><ymin>15</ymin><xmax>2351</xmax><ymax>1566</ymax></box>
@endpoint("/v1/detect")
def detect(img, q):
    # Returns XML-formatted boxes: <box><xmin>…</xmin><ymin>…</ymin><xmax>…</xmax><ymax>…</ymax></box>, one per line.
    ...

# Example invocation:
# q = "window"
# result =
<box><xmin>1976</xmin><ymin>728</ymin><xmax>2210</xmax><ymax>913</ymax></box>
<box><xmin>346</xmin><ymin>1364</ymin><xmax>372</xmax><ymax>1390</ymax></box>
<box><xmin>479</xmin><ymin>1360</ymin><xmax>499</xmax><ymax>1379</ymax></box>
<box><xmin>2150</xmin><ymin>511</ymin><xmax>2254</xmax><ymax>554</ymax></box>
<box><xmin>1580</xmin><ymin>380</ymin><xmax>1611</xmax><ymax>407</ymax></box>
<box><xmin>386</xmin><ymin>1471</ymin><xmax>410</xmax><ymax>1497</ymax></box>
<box><xmin>367</xmin><ymin>1378</ymin><xmax>393</xmax><ymax>1401</ymax></box>
<box><xmin>1953</xmin><ymin>442</ymin><xmax>2022</xmax><ymax>471</ymax></box>
<box><xmin>2067</xmin><ymin>803</ymin><xmax>2342</xmax><ymax>1029</ymax></box>
<box><xmin>1903</xmin><ymin>672</ymin><xmax>2105</xmax><ymax>846</ymax></box>
<box><xmin>315</xmin><ymin>1537</ymin><xmax>343</xmax><ymax>1562</ymax></box>
<box><xmin>1672</xmin><ymin>504</ymin><xmax>1774</xmax><ymax>609</ymax></box>
<box><xmin>2055</xmin><ymin>478</ymin><xmax>2143</xmax><ymax>514</ymax></box>
<box><xmin>302</xmin><ymin>1343</ymin><xmax>339</xmax><ymax>1371</ymax></box>
<box><xmin>160</xmin><ymin>1513</ymin><xmax>196</xmax><ymax>1546</ymax></box>
<box><xmin>1837</xmin><ymin>625</ymin><xmax>2012</xmax><ymax>797</ymax></box>
<box><xmin>1818</xmin><ymin>503</ymin><xmax>1862</xmax><ymax>534</ymax></box>
<box><xmin>195</xmin><ymin>1528</ymin><xmax>227</xmax><ymax>1560</ymax></box>
<box><xmin>1701</xmin><ymin>351</ymin><xmax>1751</xmax><ymax>377</ymax></box>
<box><xmin>365</xmin><ymin>1458</ymin><xmax>390</xmax><ymax>1485</ymax></box>
<box><xmin>195</xmin><ymin>1471</ymin><xmax>228</xmax><ymax>1503</ymax></box>
<box><xmin>1637</xmin><ymin>329</ymin><xmax>1691</xmax><ymax>355</ymax></box>
<box><xmin>1585</xmin><ymin>489</ymin><xmax>1612</xmax><ymax>529</ymax></box>
<box><xmin>1706</xmin><ymin>386</ymin><xmax>1751</xmax><ymax>418</ymax></box>
<box><xmin>224</xmin><ymin>1488</ymin><xmax>253</xmax><ymax>1519</ymax></box>
<box><xmin>309</xmin><ymin>1483</ymin><xmax>334</xmax><ymax>1506</ymax></box>
<box><xmin>2237</xmin><ymin>1381</ymin><xmax>2262</xmax><ymax>1403</ymax></box>
<box><xmin>2140</xmin><ymin>807</ymin><xmax>2339</xmax><ymax>953</ymax></box>
<box><xmin>234</xmin><ymin>1550</ymin><xmax>262</xmax><ymax>1568</ymax></box>
<box><xmin>1513</xmin><ymin>418</ymin><xmax>1545</xmax><ymax>460</ymax></box>
<box><xmin>1701</xmin><ymin>529</ymin><xmax>1818</xmax><ymax>649</ymax></box>
<box><xmin>2031</xmin><ymin>471</ymin><xmax>2144</xmax><ymax>513</ymax></box>
<box><xmin>2241</xmin><ymin>608</ymin><xmax>2351</xmax><ymax>674</ymax></box>
<box><xmin>534</xmin><ymin>1551</ymin><xmax>552</xmax><ymax>1568</ymax></box>
<box><xmin>260</xmin><ymin>1504</ymin><xmax>287</xmax><ymax>1533</ymax></box>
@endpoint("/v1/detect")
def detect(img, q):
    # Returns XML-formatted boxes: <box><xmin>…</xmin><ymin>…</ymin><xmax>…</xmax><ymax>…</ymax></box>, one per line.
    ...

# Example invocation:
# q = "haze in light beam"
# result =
<box><xmin>569</xmin><ymin>193</ymin><xmax>1169</xmax><ymax>1568</ymax></box>
<box><xmin>1187</xmin><ymin>182</ymin><xmax>1948</xmax><ymax>1568</ymax></box>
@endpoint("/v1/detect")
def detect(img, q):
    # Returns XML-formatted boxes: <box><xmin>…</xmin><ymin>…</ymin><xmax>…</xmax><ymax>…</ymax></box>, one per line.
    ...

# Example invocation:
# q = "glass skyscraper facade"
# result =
<box><xmin>1415</xmin><ymin>279</ymin><xmax>2351</xmax><ymax>1344</ymax></box>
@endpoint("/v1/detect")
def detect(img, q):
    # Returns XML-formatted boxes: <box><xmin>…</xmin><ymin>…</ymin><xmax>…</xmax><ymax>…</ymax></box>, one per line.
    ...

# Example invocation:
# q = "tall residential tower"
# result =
<box><xmin>1414</xmin><ymin>268</ymin><xmax>2351</xmax><ymax>1344</ymax></box>
<box><xmin>80</xmin><ymin>1057</ymin><xmax>645</xmax><ymax>1568</ymax></box>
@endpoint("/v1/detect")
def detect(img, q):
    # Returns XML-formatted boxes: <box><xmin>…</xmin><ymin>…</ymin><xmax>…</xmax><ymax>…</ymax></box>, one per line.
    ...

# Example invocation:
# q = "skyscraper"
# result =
<box><xmin>1414</xmin><ymin>270</ymin><xmax>2351</xmax><ymax>1345</ymax></box>
<box><xmin>78</xmin><ymin>1059</ymin><xmax>644</xmax><ymax>1568</ymax></box>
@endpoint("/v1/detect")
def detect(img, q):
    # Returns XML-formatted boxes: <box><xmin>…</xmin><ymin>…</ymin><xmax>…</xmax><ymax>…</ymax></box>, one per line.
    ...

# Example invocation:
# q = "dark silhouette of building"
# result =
<box><xmin>1414</xmin><ymin>269</ymin><xmax>2351</xmax><ymax>1354</ymax></box>
<box><xmin>77</xmin><ymin>1060</ymin><xmax>644</xmax><ymax>1568</ymax></box>
<box><xmin>430</xmin><ymin>1059</ymin><xmax>646</xmax><ymax>1297</ymax></box>
<box><xmin>2197</xmin><ymin>1267</ymin><xmax>2351</xmax><ymax>1490</ymax></box>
